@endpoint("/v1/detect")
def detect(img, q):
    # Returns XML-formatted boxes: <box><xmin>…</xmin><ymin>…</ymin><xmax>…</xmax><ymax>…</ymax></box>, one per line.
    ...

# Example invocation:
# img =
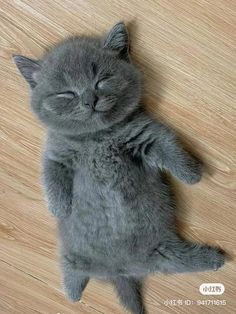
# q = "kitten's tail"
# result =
<box><xmin>111</xmin><ymin>276</ymin><xmax>146</xmax><ymax>314</ymax></box>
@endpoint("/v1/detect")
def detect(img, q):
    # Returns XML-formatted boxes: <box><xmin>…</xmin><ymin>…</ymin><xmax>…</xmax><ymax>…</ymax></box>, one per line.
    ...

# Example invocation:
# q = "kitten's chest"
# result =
<box><xmin>62</xmin><ymin>138</ymin><xmax>127</xmax><ymax>180</ymax></box>
<box><xmin>90</xmin><ymin>141</ymin><xmax>126</xmax><ymax>180</ymax></box>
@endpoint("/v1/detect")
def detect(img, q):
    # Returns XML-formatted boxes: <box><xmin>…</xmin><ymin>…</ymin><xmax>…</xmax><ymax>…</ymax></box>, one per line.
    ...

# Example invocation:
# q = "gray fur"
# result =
<box><xmin>14</xmin><ymin>22</ymin><xmax>224</xmax><ymax>314</ymax></box>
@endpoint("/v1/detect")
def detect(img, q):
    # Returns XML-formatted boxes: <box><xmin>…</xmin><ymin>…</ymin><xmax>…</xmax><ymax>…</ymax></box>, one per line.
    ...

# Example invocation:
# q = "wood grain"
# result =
<box><xmin>0</xmin><ymin>1</ymin><xmax>235</xmax><ymax>313</ymax></box>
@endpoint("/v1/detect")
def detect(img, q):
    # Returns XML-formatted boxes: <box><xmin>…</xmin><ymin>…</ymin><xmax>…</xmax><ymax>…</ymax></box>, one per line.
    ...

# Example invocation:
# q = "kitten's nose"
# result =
<box><xmin>83</xmin><ymin>92</ymin><xmax>98</xmax><ymax>109</ymax></box>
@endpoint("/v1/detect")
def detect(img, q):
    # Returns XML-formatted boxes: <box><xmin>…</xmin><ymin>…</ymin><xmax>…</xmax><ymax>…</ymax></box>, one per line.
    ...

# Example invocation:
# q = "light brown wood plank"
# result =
<box><xmin>0</xmin><ymin>0</ymin><xmax>235</xmax><ymax>313</ymax></box>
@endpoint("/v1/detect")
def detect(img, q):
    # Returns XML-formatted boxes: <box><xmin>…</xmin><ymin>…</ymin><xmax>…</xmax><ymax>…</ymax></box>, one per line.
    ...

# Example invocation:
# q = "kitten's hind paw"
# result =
<box><xmin>65</xmin><ymin>289</ymin><xmax>82</xmax><ymax>303</ymax></box>
<box><xmin>180</xmin><ymin>158</ymin><xmax>202</xmax><ymax>185</ymax></box>
<box><xmin>62</xmin><ymin>273</ymin><xmax>89</xmax><ymax>303</ymax></box>
<box><xmin>200</xmin><ymin>246</ymin><xmax>225</xmax><ymax>272</ymax></box>
<box><xmin>212</xmin><ymin>249</ymin><xmax>225</xmax><ymax>271</ymax></box>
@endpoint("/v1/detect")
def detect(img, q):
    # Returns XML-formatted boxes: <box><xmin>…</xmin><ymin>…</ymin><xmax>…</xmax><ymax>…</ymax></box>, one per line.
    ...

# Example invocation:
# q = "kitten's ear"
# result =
<box><xmin>13</xmin><ymin>55</ymin><xmax>41</xmax><ymax>89</ymax></box>
<box><xmin>103</xmin><ymin>22</ymin><xmax>130</xmax><ymax>61</ymax></box>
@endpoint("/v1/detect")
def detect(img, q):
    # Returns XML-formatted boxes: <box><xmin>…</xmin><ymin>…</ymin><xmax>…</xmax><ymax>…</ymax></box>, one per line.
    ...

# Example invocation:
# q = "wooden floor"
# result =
<box><xmin>0</xmin><ymin>1</ymin><xmax>235</xmax><ymax>313</ymax></box>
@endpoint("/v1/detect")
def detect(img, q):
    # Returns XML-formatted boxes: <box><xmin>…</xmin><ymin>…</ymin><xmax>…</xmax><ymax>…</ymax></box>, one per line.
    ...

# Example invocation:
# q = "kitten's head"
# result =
<box><xmin>14</xmin><ymin>22</ymin><xmax>142</xmax><ymax>134</ymax></box>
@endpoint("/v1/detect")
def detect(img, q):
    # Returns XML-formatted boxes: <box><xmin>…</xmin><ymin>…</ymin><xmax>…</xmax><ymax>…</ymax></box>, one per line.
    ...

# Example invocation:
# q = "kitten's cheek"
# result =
<box><xmin>43</xmin><ymin>101</ymin><xmax>67</xmax><ymax>114</ymax></box>
<box><xmin>96</xmin><ymin>100</ymin><xmax>116</xmax><ymax>112</ymax></box>
<box><xmin>43</xmin><ymin>102</ymin><xmax>56</xmax><ymax>113</ymax></box>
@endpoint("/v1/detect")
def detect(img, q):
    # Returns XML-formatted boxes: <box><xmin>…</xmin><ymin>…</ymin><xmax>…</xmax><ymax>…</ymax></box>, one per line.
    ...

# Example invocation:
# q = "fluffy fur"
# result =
<box><xmin>14</xmin><ymin>22</ymin><xmax>225</xmax><ymax>314</ymax></box>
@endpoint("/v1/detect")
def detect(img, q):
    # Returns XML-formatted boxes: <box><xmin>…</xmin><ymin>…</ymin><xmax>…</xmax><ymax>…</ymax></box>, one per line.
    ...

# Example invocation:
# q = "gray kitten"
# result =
<box><xmin>14</xmin><ymin>22</ymin><xmax>225</xmax><ymax>314</ymax></box>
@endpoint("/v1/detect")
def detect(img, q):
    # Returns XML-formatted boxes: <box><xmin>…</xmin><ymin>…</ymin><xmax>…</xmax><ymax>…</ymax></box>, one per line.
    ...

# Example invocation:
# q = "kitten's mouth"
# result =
<box><xmin>87</xmin><ymin>109</ymin><xmax>108</xmax><ymax>118</ymax></box>
<box><xmin>93</xmin><ymin>108</ymin><xmax>109</xmax><ymax>113</ymax></box>
<box><xmin>93</xmin><ymin>97</ymin><xmax>116</xmax><ymax>113</ymax></box>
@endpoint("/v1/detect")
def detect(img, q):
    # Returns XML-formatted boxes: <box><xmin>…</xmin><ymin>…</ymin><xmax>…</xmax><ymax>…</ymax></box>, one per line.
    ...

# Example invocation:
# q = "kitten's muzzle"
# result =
<box><xmin>82</xmin><ymin>91</ymin><xmax>98</xmax><ymax>110</ymax></box>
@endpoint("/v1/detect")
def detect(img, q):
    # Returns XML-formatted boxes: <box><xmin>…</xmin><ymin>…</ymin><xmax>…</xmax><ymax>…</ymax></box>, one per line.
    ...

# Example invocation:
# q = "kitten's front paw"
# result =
<box><xmin>49</xmin><ymin>203</ymin><xmax>72</xmax><ymax>219</ymax></box>
<box><xmin>55</xmin><ymin>208</ymin><xmax>72</xmax><ymax>219</ymax></box>
<box><xmin>180</xmin><ymin>158</ymin><xmax>202</xmax><ymax>185</ymax></box>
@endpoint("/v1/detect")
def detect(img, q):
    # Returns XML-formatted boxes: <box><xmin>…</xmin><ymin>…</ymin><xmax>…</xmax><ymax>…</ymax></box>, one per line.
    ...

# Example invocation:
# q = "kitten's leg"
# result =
<box><xmin>112</xmin><ymin>276</ymin><xmax>146</xmax><ymax>314</ymax></box>
<box><xmin>61</xmin><ymin>255</ymin><xmax>89</xmax><ymax>302</ymax></box>
<box><xmin>126</xmin><ymin>235</ymin><xmax>224</xmax><ymax>276</ymax></box>
<box><xmin>141</xmin><ymin>123</ymin><xmax>202</xmax><ymax>184</ymax></box>
<box><xmin>43</xmin><ymin>156</ymin><xmax>73</xmax><ymax>218</ymax></box>
<box><xmin>149</xmin><ymin>235</ymin><xmax>225</xmax><ymax>274</ymax></box>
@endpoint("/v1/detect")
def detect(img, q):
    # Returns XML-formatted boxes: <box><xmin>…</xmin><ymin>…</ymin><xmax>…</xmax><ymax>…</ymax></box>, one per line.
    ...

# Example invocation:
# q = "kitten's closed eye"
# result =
<box><xmin>43</xmin><ymin>91</ymin><xmax>79</xmax><ymax>115</ymax></box>
<box><xmin>43</xmin><ymin>91</ymin><xmax>77</xmax><ymax>113</ymax></box>
<box><xmin>95</xmin><ymin>75</ymin><xmax>112</xmax><ymax>90</ymax></box>
<box><xmin>56</xmin><ymin>91</ymin><xmax>77</xmax><ymax>99</ymax></box>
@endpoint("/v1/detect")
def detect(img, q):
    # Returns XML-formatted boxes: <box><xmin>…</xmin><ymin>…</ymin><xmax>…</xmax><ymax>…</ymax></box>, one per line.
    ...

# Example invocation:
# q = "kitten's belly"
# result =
<box><xmin>72</xmin><ymin>167</ymin><xmax>148</xmax><ymax>234</ymax></box>
<box><xmin>60</xmin><ymin>166</ymin><xmax>172</xmax><ymax>255</ymax></box>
